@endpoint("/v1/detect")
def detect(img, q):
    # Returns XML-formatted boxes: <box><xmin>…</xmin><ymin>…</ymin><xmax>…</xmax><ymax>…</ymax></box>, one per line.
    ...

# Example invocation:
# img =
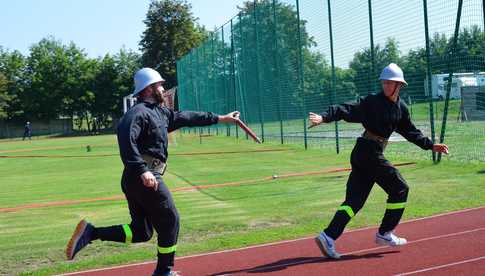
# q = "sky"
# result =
<box><xmin>0</xmin><ymin>0</ymin><xmax>247</xmax><ymax>58</ymax></box>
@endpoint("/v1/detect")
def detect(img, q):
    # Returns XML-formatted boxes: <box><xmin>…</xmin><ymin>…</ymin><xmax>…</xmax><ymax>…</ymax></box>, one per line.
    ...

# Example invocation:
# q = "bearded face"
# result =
<box><xmin>150</xmin><ymin>83</ymin><xmax>165</xmax><ymax>104</ymax></box>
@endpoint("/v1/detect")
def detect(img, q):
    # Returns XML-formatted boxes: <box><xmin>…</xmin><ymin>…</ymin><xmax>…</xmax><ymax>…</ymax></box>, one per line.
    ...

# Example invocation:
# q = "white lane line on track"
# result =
<box><xmin>56</xmin><ymin>206</ymin><xmax>485</xmax><ymax>276</ymax></box>
<box><xmin>182</xmin><ymin>206</ymin><xmax>485</xmax><ymax>259</ymax></box>
<box><xmin>219</xmin><ymin>228</ymin><xmax>485</xmax><ymax>275</ymax></box>
<box><xmin>394</xmin><ymin>256</ymin><xmax>485</xmax><ymax>276</ymax></box>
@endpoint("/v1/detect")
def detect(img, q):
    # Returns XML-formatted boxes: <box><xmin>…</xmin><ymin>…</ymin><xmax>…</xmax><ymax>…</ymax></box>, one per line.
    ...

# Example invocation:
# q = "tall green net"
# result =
<box><xmin>177</xmin><ymin>0</ymin><xmax>485</xmax><ymax>162</ymax></box>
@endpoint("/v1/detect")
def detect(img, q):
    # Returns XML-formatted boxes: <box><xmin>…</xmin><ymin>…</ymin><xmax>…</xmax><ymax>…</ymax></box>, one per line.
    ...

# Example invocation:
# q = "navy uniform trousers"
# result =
<box><xmin>94</xmin><ymin>169</ymin><xmax>179</xmax><ymax>273</ymax></box>
<box><xmin>324</xmin><ymin>137</ymin><xmax>409</xmax><ymax>240</ymax></box>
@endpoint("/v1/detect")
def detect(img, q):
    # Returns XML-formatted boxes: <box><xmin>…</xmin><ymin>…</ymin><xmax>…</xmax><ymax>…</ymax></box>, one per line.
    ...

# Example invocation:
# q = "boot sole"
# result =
<box><xmin>66</xmin><ymin>219</ymin><xmax>88</xmax><ymax>260</ymax></box>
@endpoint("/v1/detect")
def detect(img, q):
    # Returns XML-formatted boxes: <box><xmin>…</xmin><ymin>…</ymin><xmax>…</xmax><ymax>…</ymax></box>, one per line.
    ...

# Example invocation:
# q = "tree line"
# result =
<box><xmin>178</xmin><ymin>0</ymin><xmax>484</xmax><ymax>124</ymax></box>
<box><xmin>1</xmin><ymin>0</ymin><xmax>484</xmax><ymax>130</ymax></box>
<box><xmin>0</xmin><ymin>0</ymin><xmax>206</xmax><ymax>131</ymax></box>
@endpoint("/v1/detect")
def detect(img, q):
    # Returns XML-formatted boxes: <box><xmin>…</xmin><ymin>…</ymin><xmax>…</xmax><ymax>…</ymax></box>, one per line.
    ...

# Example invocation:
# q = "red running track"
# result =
<box><xmin>59</xmin><ymin>207</ymin><xmax>485</xmax><ymax>276</ymax></box>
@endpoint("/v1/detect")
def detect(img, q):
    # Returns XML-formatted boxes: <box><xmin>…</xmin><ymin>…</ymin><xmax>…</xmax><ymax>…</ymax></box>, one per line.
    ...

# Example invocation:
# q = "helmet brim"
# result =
<box><xmin>132</xmin><ymin>80</ymin><xmax>165</xmax><ymax>97</ymax></box>
<box><xmin>380</xmin><ymin>77</ymin><xmax>408</xmax><ymax>86</ymax></box>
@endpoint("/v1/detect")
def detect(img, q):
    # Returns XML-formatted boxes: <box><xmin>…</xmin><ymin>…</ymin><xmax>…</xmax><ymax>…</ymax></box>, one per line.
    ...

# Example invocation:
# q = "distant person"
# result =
<box><xmin>23</xmin><ymin>121</ymin><xmax>31</xmax><ymax>140</ymax></box>
<box><xmin>66</xmin><ymin>68</ymin><xmax>240</xmax><ymax>276</ymax></box>
<box><xmin>309</xmin><ymin>63</ymin><xmax>449</xmax><ymax>259</ymax></box>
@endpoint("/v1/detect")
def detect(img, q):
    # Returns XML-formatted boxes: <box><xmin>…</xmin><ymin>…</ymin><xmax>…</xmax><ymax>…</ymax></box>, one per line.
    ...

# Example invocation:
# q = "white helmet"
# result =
<box><xmin>379</xmin><ymin>63</ymin><xmax>407</xmax><ymax>86</ymax></box>
<box><xmin>132</xmin><ymin>68</ymin><xmax>165</xmax><ymax>96</ymax></box>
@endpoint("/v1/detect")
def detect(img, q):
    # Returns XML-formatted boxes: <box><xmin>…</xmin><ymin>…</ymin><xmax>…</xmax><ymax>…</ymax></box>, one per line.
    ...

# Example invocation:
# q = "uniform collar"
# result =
<box><xmin>379</xmin><ymin>91</ymin><xmax>400</xmax><ymax>105</ymax></box>
<box><xmin>140</xmin><ymin>99</ymin><xmax>159</xmax><ymax>108</ymax></box>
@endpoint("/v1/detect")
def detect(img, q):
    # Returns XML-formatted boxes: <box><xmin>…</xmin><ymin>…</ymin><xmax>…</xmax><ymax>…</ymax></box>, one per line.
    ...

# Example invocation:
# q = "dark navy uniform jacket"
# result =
<box><xmin>117</xmin><ymin>101</ymin><xmax>219</xmax><ymax>176</ymax></box>
<box><xmin>320</xmin><ymin>92</ymin><xmax>433</xmax><ymax>150</ymax></box>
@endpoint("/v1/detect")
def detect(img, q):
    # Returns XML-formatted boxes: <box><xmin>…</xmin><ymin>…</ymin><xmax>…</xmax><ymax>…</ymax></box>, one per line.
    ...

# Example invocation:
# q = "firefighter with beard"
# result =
<box><xmin>66</xmin><ymin>68</ymin><xmax>240</xmax><ymax>276</ymax></box>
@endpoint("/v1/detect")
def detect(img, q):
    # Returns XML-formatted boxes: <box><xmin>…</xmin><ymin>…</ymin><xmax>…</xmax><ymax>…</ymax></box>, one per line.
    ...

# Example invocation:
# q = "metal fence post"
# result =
<box><xmin>238</xmin><ymin>12</ymin><xmax>249</xmax><ymax>141</ymax></box>
<box><xmin>194</xmin><ymin>50</ymin><xmax>203</xmax><ymax>143</ymax></box>
<box><xmin>438</xmin><ymin>0</ymin><xmax>463</xmax><ymax>162</ymax></box>
<box><xmin>273</xmin><ymin>0</ymin><xmax>284</xmax><ymax>144</ymax></box>
<box><xmin>230</xmin><ymin>19</ymin><xmax>239</xmax><ymax>139</ymax></box>
<box><xmin>368</xmin><ymin>0</ymin><xmax>377</xmax><ymax>94</ymax></box>
<box><xmin>221</xmin><ymin>27</ymin><xmax>231</xmax><ymax>137</ymax></box>
<box><xmin>296</xmin><ymin>0</ymin><xmax>308</xmax><ymax>149</ymax></box>
<box><xmin>423</xmin><ymin>0</ymin><xmax>437</xmax><ymax>163</ymax></box>
<box><xmin>253</xmin><ymin>0</ymin><xmax>265</xmax><ymax>142</ymax></box>
<box><xmin>327</xmin><ymin>0</ymin><xmax>340</xmax><ymax>154</ymax></box>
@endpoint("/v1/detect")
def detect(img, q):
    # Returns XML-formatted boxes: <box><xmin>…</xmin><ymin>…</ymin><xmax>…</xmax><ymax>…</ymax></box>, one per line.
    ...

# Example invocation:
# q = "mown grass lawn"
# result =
<box><xmin>0</xmin><ymin>133</ymin><xmax>483</xmax><ymax>275</ymax></box>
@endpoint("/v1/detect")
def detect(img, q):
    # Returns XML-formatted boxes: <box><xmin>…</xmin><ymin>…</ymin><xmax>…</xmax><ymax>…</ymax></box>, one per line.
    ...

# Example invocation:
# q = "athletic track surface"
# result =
<box><xmin>58</xmin><ymin>206</ymin><xmax>485</xmax><ymax>276</ymax></box>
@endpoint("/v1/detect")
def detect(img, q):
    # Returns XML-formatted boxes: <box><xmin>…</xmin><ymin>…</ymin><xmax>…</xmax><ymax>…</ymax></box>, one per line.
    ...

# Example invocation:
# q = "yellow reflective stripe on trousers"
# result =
<box><xmin>386</xmin><ymin>202</ymin><xmax>406</xmax><ymax>210</ymax></box>
<box><xmin>338</xmin><ymin>205</ymin><xmax>355</xmax><ymax>218</ymax></box>
<box><xmin>122</xmin><ymin>224</ymin><xmax>132</xmax><ymax>243</ymax></box>
<box><xmin>158</xmin><ymin>244</ymin><xmax>177</xmax><ymax>254</ymax></box>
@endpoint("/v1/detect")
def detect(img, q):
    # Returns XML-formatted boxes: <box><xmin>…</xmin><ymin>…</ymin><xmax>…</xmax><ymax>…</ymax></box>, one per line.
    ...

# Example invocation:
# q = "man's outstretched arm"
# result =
<box><xmin>167</xmin><ymin>110</ymin><xmax>240</xmax><ymax>132</ymax></box>
<box><xmin>396</xmin><ymin>106</ymin><xmax>448</xmax><ymax>154</ymax></box>
<box><xmin>308</xmin><ymin>97</ymin><xmax>365</xmax><ymax>128</ymax></box>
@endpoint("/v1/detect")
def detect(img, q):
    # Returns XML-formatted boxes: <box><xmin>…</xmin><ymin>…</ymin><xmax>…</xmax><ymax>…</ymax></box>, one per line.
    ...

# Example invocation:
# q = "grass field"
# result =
<box><xmin>195</xmin><ymin>99</ymin><xmax>484</xmax><ymax>161</ymax></box>
<box><xmin>0</xmin><ymin>133</ymin><xmax>484</xmax><ymax>275</ymax></box>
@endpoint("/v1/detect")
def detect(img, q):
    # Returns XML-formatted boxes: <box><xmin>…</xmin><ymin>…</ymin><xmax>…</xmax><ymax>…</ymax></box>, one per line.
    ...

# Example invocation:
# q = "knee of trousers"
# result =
<box><xmin>155</xmin><ymin>206</ymin><xmax>180</xmax><ymax>234</ymax></box>
<box><xmin>130</xmin><ymin>221</ymin><xmax>154</xmax><ymax>243</ymax></box>
<box><xmin>388</xmin><ymin>183</ymin><xmax>409</xmax><ymax>202</ymax></box>
<box><xmin>166</xmin><ymin>206</ymin><xmax>180</xmax><ymax>228</ymax></box>
<box><xmin>172</xmin><ymin>209</ymin><xmax>180</xmax><ymax>235</ymax></box>
<box><xmin>155</xmin><ymin>207</ymin><xmax>180</xmax><ymax>247</ymax></box>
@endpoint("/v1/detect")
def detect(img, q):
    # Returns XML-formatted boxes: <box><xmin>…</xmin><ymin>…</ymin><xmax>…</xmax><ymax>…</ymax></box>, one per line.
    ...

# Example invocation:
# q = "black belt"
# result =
<box><xmin>362</xmin><ymin>130</ymin><xmax>388</xmax><ymax>148</ymax></box>
<box><xmin>142</xmin><ymin>154</ymin><xmax>167</xmax><ymax>175</ymax></box>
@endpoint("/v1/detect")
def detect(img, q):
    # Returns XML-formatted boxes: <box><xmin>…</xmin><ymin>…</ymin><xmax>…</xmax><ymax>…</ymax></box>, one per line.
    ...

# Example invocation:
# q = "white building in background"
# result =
<box><xmin>424</xmin><ymin>72</ymin><xmax>485</xmax><ymax>100</ymax></box>
<box><xmin>123</xmin><ymin>95</ymin><xmax>137</xmax><ymax>114</ymax></box>
<box><xmin>122</xmin><ymin>87</ymin><xmax>177</xmax><ymax>114</ymax></box>
<box><xmin>478</xmin><ymin>74</ymin><xmax>485</xmax><ymax>87</ymax></box>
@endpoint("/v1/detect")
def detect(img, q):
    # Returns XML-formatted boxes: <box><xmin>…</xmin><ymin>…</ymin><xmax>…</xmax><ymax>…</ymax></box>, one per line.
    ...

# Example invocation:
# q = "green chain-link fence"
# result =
<box><xmin>177</xmin><ymin>0</ymin><xmax>485</xmax><ymax>162</ymax></box>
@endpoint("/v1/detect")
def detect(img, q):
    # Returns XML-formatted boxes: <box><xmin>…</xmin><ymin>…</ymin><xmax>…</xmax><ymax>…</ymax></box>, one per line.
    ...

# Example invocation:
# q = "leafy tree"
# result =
<box><xmin>140</xmin><ymin>0</ymin><xmax>207</xmax><ymax>89</ymax></box>
<box><xmin>25</xmin><ymin>37</ymin><xmax>90</xmax><ymax>120</ymax></box>
<box><xmin>0</xmin><ymin>72</ymin><xmax>9</xmax><ymax>119</ymax></box>
<box><xmin>70</xmin><ymin>57</ymin><xmax>97</xmax><ymax>131</ymax></box>
<box><xmin>113</xmin><ymin>48</ymin><xmax>141</xmax><ymax>117</ymax></box>
<box><xmin>349</xmin><ymin>38</ymin><xmax>402</xmax><ymax>96</ymax></box>
<box><xmin>231</xmin><ymin>0</ymin><xmax>318</xmax><ymax>121</ymax></box>
<box><xmin>91</xmin><ymin>55</ymin><xmax>118</xmax><ymax>129</ymax></box>
<box><xmin>88</xmin><ymin>48</ymin><xmax>140</xmax><ymax>130</ymax></box>
<box><xmin>453</xmin><ymin>25</ymin><xmax>485</xmax><ymax>72</ymax></box>
<box><xmin>0</xmin><ymin>47</ymin><xmax>26</xmax><ymax>119</ymax></box>
<box><xmin>401</xmin><ymin>25</ymin><xmax>485</xmax><ymax>102</ymax></box>
<box><xmin>64</xmin><ymin>43</ymin><xmax>97</xmax><ymax>127</ymax></box>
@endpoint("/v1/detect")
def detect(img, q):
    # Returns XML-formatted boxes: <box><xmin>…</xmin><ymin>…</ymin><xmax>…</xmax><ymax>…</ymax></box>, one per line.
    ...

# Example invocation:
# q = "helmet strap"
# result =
<box><xmin>387</xmin><ymin>82</ymin><xmax>401</xmax><ymax>102</ymax></box>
